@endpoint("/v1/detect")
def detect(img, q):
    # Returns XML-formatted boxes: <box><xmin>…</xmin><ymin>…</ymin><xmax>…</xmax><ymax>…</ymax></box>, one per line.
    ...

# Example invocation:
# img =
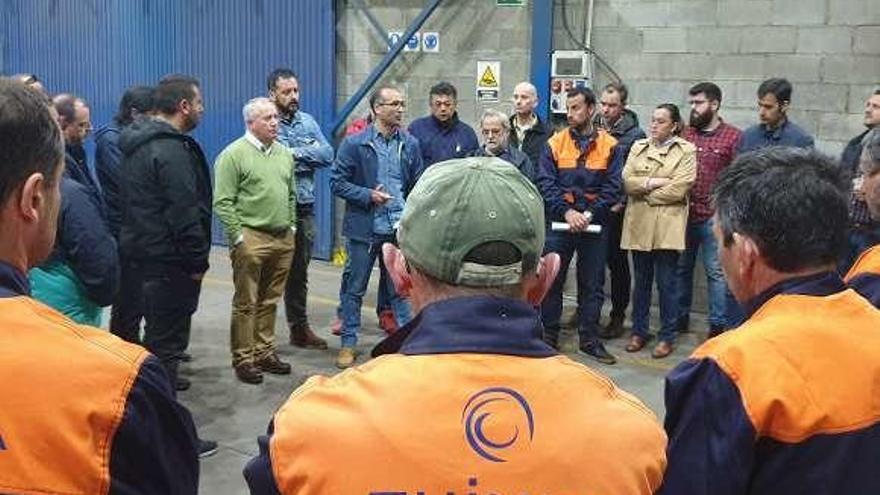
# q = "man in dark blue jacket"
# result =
<box><xmin>407</xmin><ymin>81</ymin><xmax>478</xmax><ymax>167</ymax></box>
<box><xmin>330</xmin><ymin>85</ymin><xmax>423</xmax><ymax>369</ymax></box>
<box><xmin>739</xmin><ymin>78</ymin><xmax>814</xmax><ymax>152</ymax></box>
<box><xmin>95</xmin><ymin>85</ymin><xmax>154</xmax><ymax>344</ymax></box>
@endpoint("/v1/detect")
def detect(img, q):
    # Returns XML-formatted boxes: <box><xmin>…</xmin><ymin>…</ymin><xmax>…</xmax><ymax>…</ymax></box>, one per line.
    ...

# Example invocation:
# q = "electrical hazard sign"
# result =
<box><xmin>476</xmin><ymin>61</ymin><xmax>500</xmax><ymax>103</ymax></box>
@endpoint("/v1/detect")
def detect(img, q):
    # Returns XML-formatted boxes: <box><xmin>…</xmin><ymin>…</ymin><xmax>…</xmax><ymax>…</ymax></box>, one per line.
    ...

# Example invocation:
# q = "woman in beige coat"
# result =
<box><xmin>620</xmin><ymin>103</ymin><xmax>696</xmax><ymax>358</ymax></box>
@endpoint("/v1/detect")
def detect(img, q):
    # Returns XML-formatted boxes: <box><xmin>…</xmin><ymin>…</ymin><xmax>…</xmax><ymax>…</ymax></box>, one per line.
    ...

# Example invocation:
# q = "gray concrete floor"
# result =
<box><xmin>178</xmin><ymin>247</ymin><xmax>711</xmax><ymax>494</ymax></box>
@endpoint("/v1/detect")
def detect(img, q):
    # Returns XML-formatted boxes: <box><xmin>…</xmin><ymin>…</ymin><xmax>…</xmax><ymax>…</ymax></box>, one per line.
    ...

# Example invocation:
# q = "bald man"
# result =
<box><xmin>510</xmin><ymin>82</ymin><xmax>553</xmax><ymax>166</ymax></box>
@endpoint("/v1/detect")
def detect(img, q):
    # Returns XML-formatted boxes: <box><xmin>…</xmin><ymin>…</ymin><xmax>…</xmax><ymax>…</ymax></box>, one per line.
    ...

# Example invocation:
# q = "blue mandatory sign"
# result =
<box><xmin>424</xmin><ymin>33</ymin><xmax>438</xmax><ymax>49</ymax></box>
<box><xmin>389</xmin><ymin>32</ymin><xmax>402</xmax><ymax>46</ymax></box>
<box><xmin>406</xmin><ymin>34</ymin><xmax>420</xmax><ymax>50</ymax></box>
<box><xmin>461</xmin><ymin>387</ymin><xmax>534</xmax><ymax>463</ymax></box>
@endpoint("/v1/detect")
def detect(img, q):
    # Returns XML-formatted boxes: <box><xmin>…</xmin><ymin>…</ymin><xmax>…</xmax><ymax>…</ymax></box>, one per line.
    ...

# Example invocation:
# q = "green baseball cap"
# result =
<box><xmin>398</xmin><ymin>157</ymin><xmax>545</xmax><ymax>287</ymax></box>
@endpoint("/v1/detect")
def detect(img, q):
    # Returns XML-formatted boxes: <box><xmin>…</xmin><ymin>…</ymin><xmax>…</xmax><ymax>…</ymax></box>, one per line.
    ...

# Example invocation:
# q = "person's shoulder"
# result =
<box><xmin>672</xmin><ymin>136</ymin><xmax>697</xmax><ymax>152</ymax></box>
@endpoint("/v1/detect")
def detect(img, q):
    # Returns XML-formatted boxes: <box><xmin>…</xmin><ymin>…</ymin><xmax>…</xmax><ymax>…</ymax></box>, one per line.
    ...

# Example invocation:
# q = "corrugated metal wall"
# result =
<box><xmin>1</xmin><ymin>0</ymin><xmax>336</xmax><ymax>259</ymax></box>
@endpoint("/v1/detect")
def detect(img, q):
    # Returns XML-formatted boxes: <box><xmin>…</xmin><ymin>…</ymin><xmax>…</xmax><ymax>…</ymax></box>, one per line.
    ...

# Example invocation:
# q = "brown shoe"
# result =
<box><xmin>255</xmin><ymin>353</ymin><xmax>292</xmax><ymax>375</ymax></box>
<box><xmin>335</xmin><ymin>347</ymin><xmax>357</xmax><ymax>369</ymax></box>
<box><xmin>234</xmin><ymin>363</ymin><xmax>263</xmax><ymax>384</ymax></box>
<box><xmin>625</xmin><ymin>335</ymin><xmax>648</xmax><ymax>353</ymax></box>
<box><xmin>652</xmin><ymin>341</ymin><xmax>674</xmax><ymax>359</ymax></box>
<box><xmin>290</xmin><ymin>324</ymin><xmax>329</xmax><ymax>349</ymax></box>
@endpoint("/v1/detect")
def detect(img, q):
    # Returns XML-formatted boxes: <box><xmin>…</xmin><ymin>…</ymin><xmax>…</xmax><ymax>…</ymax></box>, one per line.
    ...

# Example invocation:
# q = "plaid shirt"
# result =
<box><xmin>683</xmin><ymin>122</ymin><xmax>742</xmax><ymax>223</ymax></box>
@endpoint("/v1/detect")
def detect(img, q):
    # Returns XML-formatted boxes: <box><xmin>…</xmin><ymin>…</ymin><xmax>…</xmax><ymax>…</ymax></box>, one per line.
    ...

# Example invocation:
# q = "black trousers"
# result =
<box><xmin>142</xmin><ymin>264</ymin><xmax>202</xmax><ymax>387</ymax></box>
<box><xmin>605</xmin><ymin>208</ymin><xmax>631</xmax><ymax>319</ymax></box>
<box><xmin>284</xmin><ymin>210</ymin><xmax>314</xmax><ymax>328</ymax></box>
<box><xmin>109</xmin><ymin>257</ymin><xmax>145</xmax><ymax>343</ymax></box>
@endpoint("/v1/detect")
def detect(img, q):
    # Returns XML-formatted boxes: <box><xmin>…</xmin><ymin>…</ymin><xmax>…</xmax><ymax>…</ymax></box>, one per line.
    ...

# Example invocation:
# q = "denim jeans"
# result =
<box><xmin>676</xmin><ymin>219</ymin><xmax>728</xmax><ymax>329</ymax></box>
<box><xmin>541</xmin><ymin>228</ymin><xmax>608</xmax><ymax>346</ymax></box>
<box><xmin>632</xmin><ymin>250</ymin><xmax>680</xmax><ymax>343</ymax></box>
<box><xmin>339</xmin><ymin>236</ymin><xmax>412</xmax><ymax>347</ymax></box>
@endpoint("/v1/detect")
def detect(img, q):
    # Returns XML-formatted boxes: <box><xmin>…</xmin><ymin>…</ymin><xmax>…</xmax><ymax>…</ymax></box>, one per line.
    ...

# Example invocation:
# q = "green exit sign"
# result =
<box><xmin>497</xmin><ymin>0</ymin><xmax>525</xmax><ymax>6</ymax></box>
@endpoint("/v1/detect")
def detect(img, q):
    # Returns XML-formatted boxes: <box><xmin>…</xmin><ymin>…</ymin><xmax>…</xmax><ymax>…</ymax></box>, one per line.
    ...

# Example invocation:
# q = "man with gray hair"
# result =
<box><xmin>509</xmin><ymin>81</ymin><xmax>553</xmax><ymax>166</ymax></box>
<box><xmin>214</xmin><ymin>96</ymin><xmax>296</xmax><ymax>384</ymax></box>
<box><xmin>472</xmin><ymin>108</ymin><xmax>535</xmax><ymax>182</ymax></box>
<box><xmin>845</xmin><ymin>128</ymin><xmax>880</xmax><ymax>307</ymax></box>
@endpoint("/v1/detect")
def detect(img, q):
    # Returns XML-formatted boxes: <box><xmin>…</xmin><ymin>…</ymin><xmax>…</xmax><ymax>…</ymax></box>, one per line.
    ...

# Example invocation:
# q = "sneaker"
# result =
<box><xmin>335</xmin><ymin>347</ymin><xmax>357</xmax><ymax>369</ymax></box>
<box><xmin>378</xmin><ymin>309</ymin><xmax>398</xmax><ymax>335</ymax></box>
<box><xmin>234</xmin><ymin>363</ymin><xmax>264</xmax><ymax>384</ymax></box>
<box><xmin>290</xmin><ymin>324</ymin><xmax>329</xmax><ymax>349</ymax></box>
<box><xmin>579</xmin><ymin>340</ymin><xmax>617</xmax><ymax>365</ymax></box>
<box><xmin>175</xmin><ymin>377</ymin><xmax>191</xmax><ymax>392</ymax></box>
<box><xmin>598</xmin><ymin>315</ymin><xmax>626</xmax><ymax>339</ymax></box>
<box><xmin>198</xmin><ymin>439</ymin><xmax>219</xmax><ymax>459</ymax></box>
<box><xmin>330</xmin><ymin>317</ymin><xmax>342</xmax><ymax>336</ymax></box>
<box><xmin>255</xmin><ymin>353</ymin><xmax>292</xmax><ymax>375</ymax></box>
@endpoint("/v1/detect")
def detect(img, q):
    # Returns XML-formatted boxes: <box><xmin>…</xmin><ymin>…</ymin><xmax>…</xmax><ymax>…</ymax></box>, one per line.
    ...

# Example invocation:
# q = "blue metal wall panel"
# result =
<box><xmin>2</xmin><ymin>0</ymin><xmax>336</xmax><ymax>259</ymax></box>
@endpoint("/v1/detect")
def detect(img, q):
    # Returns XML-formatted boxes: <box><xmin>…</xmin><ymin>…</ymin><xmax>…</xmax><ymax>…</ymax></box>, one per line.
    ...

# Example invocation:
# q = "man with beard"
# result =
<box><xmin>472</xmin><ymin>108</ymin><xmax>535</xmax><ymax>182</ymax></box>
<box><xmin>593</xmin><ymin>82</ymin><xmax>645</xmax><ymax>338</ymax></box>
<box><xmin>267</xmin><ymin>68</ymin><xmax>332</xmax><ymax>350</ymax></box>
<box><xmin>676</xmin><ymin>82</ymin><xmax>742</xmax><ymax>338</ymax></box>
<box><xmin>536</xmin><ymin>87</ymin><xmax>625</xmax><ymax>365</ymax></box>
<box><xmin>408</xmin><ymin>81</ymin><xmax>479</xmax><ymax>167</ymax></box>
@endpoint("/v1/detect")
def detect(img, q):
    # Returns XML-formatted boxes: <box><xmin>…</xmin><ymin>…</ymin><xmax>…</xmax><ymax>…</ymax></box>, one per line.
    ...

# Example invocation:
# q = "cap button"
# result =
<box><xmin>488</xmin><ymin>210</ymin><xmax>497</xmax><ymax>219</ymax></box>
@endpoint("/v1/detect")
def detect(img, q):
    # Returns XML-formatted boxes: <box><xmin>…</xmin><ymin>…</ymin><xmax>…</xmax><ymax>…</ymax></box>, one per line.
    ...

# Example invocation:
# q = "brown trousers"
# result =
<box><xmin>230</xmin><ymin>226</ymin><xmax>295</xmax><ymax>366</ymax></box>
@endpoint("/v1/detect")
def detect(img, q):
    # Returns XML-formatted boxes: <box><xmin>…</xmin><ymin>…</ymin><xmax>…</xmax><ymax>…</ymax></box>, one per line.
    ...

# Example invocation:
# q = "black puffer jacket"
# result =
<box><xmin>118</xmin><ymin>118</ymin><xmax>212</xmax><ymax>275</ymax></box>
<box><xmin>509</xmin><ymin>114</ymin><xmax>554</xmax><ymax>167</ymax></box>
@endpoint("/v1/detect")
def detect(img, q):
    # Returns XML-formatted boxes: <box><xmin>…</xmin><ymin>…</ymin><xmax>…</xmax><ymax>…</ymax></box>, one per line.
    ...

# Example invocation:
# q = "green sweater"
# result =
<box><xmin>213</xmin><ymin>136</ymin><xmax>296</xmax><ymax>243</ymax></box>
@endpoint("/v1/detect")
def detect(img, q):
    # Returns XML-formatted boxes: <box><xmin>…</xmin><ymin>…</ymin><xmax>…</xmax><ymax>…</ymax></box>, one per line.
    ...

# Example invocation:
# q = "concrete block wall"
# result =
<box><xmin>554</xmin><ymin>0</ymin><xmax>880</xmax><ymax>157</ymax></box>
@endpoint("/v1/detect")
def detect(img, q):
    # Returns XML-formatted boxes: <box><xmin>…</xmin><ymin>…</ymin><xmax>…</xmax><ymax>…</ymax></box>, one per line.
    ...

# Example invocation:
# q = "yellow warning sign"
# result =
<box><xmin>479</xmin><ymin>66</ymin><xmax>498</xmax><ymax>87</ymax></box>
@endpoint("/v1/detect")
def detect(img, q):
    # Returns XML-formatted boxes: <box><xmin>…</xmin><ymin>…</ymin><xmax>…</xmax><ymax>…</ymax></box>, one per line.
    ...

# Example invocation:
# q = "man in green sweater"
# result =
<box><xmin>214</xmin><ymin>97</ymin><xmax>296</xmax><ymax>385</ymax></box>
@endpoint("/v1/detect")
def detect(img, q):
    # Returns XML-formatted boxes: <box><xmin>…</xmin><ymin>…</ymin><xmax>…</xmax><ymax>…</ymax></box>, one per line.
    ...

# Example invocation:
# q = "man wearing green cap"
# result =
<box><xmin>244</xmin><ymin>157</ymin><xmax>667</xmax><ymax>494</ymax></box>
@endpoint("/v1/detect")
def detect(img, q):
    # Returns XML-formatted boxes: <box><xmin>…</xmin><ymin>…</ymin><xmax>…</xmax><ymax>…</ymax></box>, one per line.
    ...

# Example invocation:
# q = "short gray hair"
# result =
<box><xmin>242</xmin><ymin>97</ymin><xmax>274</xmax><ymax>123</ymax></box>
<box><xmin>480</xmin><ymin>109</ymin><xmax>510</xmax><ymax>131</ymax></box>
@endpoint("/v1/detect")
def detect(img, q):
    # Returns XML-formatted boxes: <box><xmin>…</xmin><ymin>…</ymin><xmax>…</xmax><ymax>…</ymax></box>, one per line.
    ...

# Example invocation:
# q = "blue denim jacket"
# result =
<box><xmin>738</xmin><ymin>119</ymin><xmax>814</xmax><ymax>153</ymax></box>
<box><xmin>330</xmin><ymin>124</ymin><xmax>424</xmax><ymax>242</ymax></box>
<box><xmin>276</xmin><ymin>111</ymin><xmax>334</xmax><ymax>206</ymax></box>
<box><xmin>371</xmin><ymin>129</ymin><xmax>406</xmax><ymax>235</ymax></box>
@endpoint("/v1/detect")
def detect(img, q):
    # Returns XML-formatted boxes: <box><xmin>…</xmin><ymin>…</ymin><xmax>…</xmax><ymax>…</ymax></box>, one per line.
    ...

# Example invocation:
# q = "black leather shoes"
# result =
<box><xmin>579</xmin><ymin>340</ymin><xmax>617</xmax><ymax>365</ymax></box>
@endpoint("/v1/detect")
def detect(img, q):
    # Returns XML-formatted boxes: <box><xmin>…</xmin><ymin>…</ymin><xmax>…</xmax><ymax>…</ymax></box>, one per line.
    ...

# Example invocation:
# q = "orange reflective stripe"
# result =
<box><xmin>0</xmin><ymin>297</ymin><xmax>147</xmax><ymax>495</ymax></box>
<box><xmin>693</xmin><ymin>290</ymin><xmax>880</xmax><ymax>443</ymax></box>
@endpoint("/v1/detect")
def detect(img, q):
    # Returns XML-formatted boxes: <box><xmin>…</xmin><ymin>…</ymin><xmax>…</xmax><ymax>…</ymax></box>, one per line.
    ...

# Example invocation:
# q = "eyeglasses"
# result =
<box><xmin>378</xmin><ymin>101</ymin><xmax>406</xmax><ymax>109</ymax></box>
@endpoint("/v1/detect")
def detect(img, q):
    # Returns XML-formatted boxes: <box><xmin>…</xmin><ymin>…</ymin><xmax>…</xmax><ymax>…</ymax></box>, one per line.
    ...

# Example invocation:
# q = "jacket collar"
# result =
<box><xmin>593</xmin><ymin>109</ymin><xmax>640</xmax><ymax>138</ymax></box>
<box><xmin>432</xmin><ymin>112</ymin><xmax>460</xmax><ymax>130</ymax></box>
<box><xmin>372</xmin><ymin>296</ymin><xmax>556</xmax><ymax>358</ymax></box>
<box><xmin>760</xmin><ymin>118</ymin><xmax>791</xmax><ymax>141</ymax></box>
<box><xmin>0</xmin><ymin>260</ymin><xmax>29</xmax><ymax>298</ymax></box>
<box><xmin>743</xmin><ymin>271</ymin><xmax>846</xmax><ymax>318</ymax></box>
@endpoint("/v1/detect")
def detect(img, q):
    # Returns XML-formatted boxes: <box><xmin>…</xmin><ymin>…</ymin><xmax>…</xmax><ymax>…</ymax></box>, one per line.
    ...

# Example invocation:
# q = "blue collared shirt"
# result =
<box><xmin>738</xmin><ymin>119</ymin><xmax>814</xmax><ymax>153</ymax></box>
<box><xmin>276</xmin><ymin>111</ymin><xmax>334</xmax><ymax>206</ymax></box>
<box><xmin>370</xmin><ymin>127</ymin><xmax>406</xmax><ymax>235</ymax></box>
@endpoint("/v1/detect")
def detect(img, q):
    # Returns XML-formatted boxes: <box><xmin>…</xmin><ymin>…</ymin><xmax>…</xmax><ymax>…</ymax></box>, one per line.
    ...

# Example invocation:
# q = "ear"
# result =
<box><xmin>526</xmin><ymin>253</ymin><xmax>560</xmax><ymax>306</ymax></box>
<box><xmin>178</xmin><ymin>98</ymin><xmax>192</xmax><ymax>115</ymax></box>
<box><xmin>382</xmin><ymin>243</ymin><xmax>412</xmax><ymax>298</ymax></box>
<box><xmin>18</xmin><ymin>173</ymin><xmax>48</xmax><ymax>223</ymax></box>
<box><xmin>732</xmin><ymin>232</ymin><xmax>760</xmax><ymax>281</ymax></box>
<box><xmin>780</xmin><ymin>100</ymin><xmax>791</xmax><ymax>114</ymax></box>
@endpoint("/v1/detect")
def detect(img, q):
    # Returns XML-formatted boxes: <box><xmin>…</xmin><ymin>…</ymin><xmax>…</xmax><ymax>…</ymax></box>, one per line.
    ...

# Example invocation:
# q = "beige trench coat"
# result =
<box><xmin>620</xmin><ymin>136</ymin><xmax>697</xmax><ymax>251</ymax></box>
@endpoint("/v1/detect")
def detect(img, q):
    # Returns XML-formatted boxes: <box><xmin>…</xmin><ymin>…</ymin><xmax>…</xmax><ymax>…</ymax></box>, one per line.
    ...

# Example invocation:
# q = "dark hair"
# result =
<box><xmin>757</xmin><ymin>77</ymin><xmax>792</xmax><ymax>104</ymax></box>
<box><xmin>153</xmin><ymin>76</ymin><xmax>199</xmax><ymax>115</ymax></box>
<box><xmin>52</xmin><ymin>93</ymin><xmax>82</xmax><ymax>124</ymax></box>
<box><xmin>429</xmin><ymin>81</ymin><xmax>457</xmax><ymax>100</ymax></box>
<box><xmin>713</xmin><ymin>147</ymin><xmax>848</xmax><ymax>272</ymax></box>
<box><xmin>656</xmin><ymin>103</ymin><xmax>684</xmax><ymax>135</ymax></box>
<box><xmin>0</xmin><ymin>79</ymin><xmax>64</xmax><ymax>207</ymax></box>
<box><xmin>602</xmin><ymin>82</ymin><xmax>629</xmax><ymax>105</ymax></box>
<box><xmin>874</xmin><ymin>88</ymin><xmax>880</xmax><ymax>96</ymax></box>
<box><xmin>689</xmin><ymin>82</ymin><xmax>722</xmax><ymax>103</ymax></box>
<box><xmin>267</xmin><ymin>68</ymin><xmax>298</xmax><ymax>92</ymax></box>
<box><xmin>566</xmin><ymin>86</ymin><xmax>596</xmax><ymax>106</ymax></box>
<box><xmin>114</xmin><ymin>85</ymin><xmax>154</xmax><ymax>126</ymax></box>
<box><xmin>369</xmin><ymin>84</ymin><xmax>398</xmax><ymax>111</ymax></box>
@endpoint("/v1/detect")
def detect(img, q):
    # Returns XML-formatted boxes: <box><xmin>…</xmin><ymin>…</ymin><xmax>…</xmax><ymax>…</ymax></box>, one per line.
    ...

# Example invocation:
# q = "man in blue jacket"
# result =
<box><xmin>408</xmin><ymin>81</ymin><xmax>478</xmax><ymax>167</ymax></box>
<box><xmin>0</xmin><ymin>77</ymin><xmax>198</xmax><ymax>495</ymax></box>
<box><xmin>739</xmin><ymin>77</ymin><xmax>814</xmax><ymax>153</ymax></box>
<box><xmin>330</xmin><ymin>85</ymin><xmax>423</xmax><ymax>369</ymax></box>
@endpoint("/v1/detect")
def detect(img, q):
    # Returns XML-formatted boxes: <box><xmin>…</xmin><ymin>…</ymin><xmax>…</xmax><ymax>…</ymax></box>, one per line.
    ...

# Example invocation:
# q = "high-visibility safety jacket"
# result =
<box><xmin>536</xmin><ymin>127</ymin><xmax>625</xmax><ymax>223</ymax></box>
<box><xmin>0</xmin><ymin>261</ymin><xmax>199</xmax><ymax>495</ymax></box>
<box><xmin>845</xmin><ymin>244</ymin><xmax>880</xmax><ymax>308</ymax></box>
<box><xmin>661</xmin><ymin>272</ymin><xmax>880</xmax><ymax>495</ymax></box>
<box><xmin>244</xmin><ymin>296</ymin><xmax>667</xmax><ymax>494</ymax></box>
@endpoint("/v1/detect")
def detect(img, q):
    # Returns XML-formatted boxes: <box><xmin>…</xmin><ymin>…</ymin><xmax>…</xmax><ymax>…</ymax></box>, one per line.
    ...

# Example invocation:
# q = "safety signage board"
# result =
<box><xmin>422</xmin><ymin>32</ymin><xmax>440</xmax><ymax>52</ymax></box>
<box><xmin>388</xmin><ymin>31</ymin><xmax>420</xmax><ymax>52</ymax></box>
<box><xmin>476</xmin><ymin>60</ymin><xmax>500</xmax><ymax>103</ymax></box>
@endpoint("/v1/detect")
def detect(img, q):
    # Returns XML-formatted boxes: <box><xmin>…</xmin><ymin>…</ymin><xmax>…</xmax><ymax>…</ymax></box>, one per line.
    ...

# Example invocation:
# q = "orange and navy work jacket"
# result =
<box><xmin>845</xmin><ymin>244</ymin><xmax>880</xmax><ymax>308</ymax></box>
<box><xmin>536</xmin><ymin>127</ymin><xmax>624</xmax><ymax>222</ymax></box>
<box><xmin>245</xmin><ymin>296</ymin><xmax>667</xmax><ymax>495</ymax></box>
<box><xmin>660</xmin><ymin>272</ymin><xmax>880</xmax><ymax>495</ymax></box>
<box><xmin>0</xmin><ymin>261</ymin><xmax>199</xmax><ymax>495</ymax></box>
